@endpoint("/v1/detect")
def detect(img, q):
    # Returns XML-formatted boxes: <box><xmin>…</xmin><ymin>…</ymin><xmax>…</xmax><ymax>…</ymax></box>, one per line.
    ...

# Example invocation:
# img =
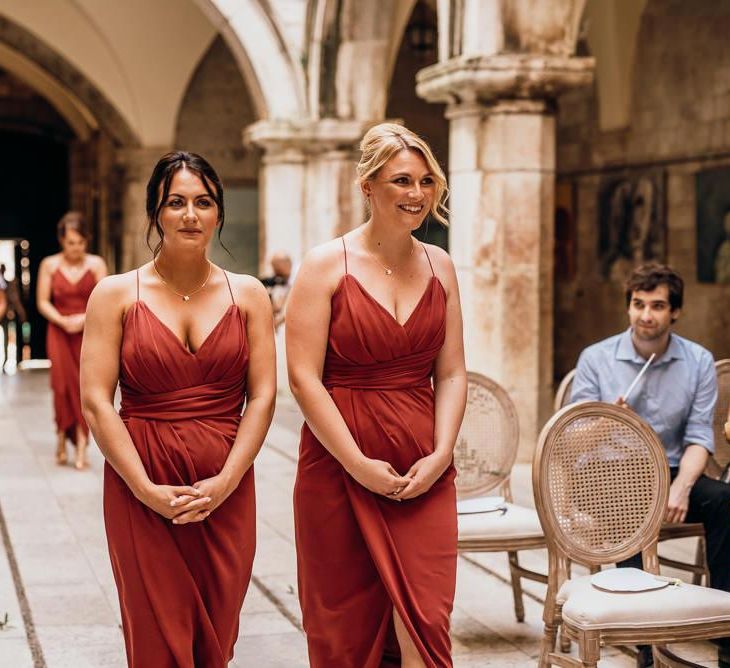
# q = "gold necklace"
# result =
<box><xmin>363</xmin><ymin>237</ymin><xmax>415</xmax><ymax>276</ymax></box>
<box><xmin>153</xmin><ymin>260</ymin><xmax>213</xmax><ymax>302</ymax></box>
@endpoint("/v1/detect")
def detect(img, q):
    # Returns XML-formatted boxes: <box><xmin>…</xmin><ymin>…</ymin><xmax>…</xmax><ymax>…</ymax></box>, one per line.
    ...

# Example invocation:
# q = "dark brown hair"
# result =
<box><xmin>57</xmin><ymin>211</ymin><xmax>90</xmax><ymax>242</ymax></box>
<box><xmin>625</xmin><ymin>263</ymin><xmax>683</xmax><ymax>311</ymax></box>
<box><xmin>145</xmin><ymin>151</ymin><xmax>225</xmax><ymax>256</ymax></box>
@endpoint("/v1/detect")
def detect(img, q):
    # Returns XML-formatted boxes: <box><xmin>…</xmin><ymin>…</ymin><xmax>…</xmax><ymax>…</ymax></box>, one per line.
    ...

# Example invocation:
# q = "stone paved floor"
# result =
<box><xmin>0</xmin><ymin>371</ymin><xmax>719</xmax><ymax>667</ymax></box>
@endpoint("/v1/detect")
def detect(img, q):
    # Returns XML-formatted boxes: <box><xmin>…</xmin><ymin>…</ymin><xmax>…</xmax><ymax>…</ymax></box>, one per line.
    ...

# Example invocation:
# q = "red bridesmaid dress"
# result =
<box><xmin>104</xmin><ymin>271</ymin><xmax>255</xmax><ymax>667</ymax></box>
<box><xmin>46</xmin><ymin>268</ymin><xmax>96</xmax><ymax>443</ymax></box>
<box><xmin>294</xmin><ymin>239</ymin><xmax>457</xmax><ymax>667</ymax></box>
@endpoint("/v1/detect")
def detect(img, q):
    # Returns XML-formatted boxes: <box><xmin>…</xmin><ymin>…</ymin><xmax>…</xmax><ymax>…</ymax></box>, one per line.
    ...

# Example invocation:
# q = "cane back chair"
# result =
<box><xmin>532</xmin><ymin>402</ymin><xmax>730</xmax><ymax>668</ymax></box>
<box><xmin>534</xmin><ymin>401</ymin><xmax>730</xmax><ymax>668</ymax></box>
<box><xmin>553</xmin><ymin>368</ymin><xmax>576</xmax><ymax>413</ymax></box>
<box><xmin>554</xmin><ymin>367</ymin><xmax>710</xmax><ymax>585</ymax></box>
<box><xmin>453</xmin><ymin>372</ymin><xmax>546</xmax><ymax>623</ymax></box>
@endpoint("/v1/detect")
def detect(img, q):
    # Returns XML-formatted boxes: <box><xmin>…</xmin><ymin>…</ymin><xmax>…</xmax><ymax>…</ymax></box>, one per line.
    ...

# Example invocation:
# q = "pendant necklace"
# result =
<box><xmin>153</xmin><ymin>260</ymin><xmax>213</xmax><ymax>302</ymax></box>
<box><xmin>364</xmin><ymin>238</ymin><xmax>415</xmax><ymax>276</ymax></box>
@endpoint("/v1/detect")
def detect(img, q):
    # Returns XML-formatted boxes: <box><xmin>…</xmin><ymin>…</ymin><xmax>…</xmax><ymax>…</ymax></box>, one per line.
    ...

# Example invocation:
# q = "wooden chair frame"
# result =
<box><xmin>534</xmin><ymin>402</ymin><xmax>730</xmax><ymax>668</ymax></box>
<box><xmin>553</xmin><ymin>368</ymin><xmax>576</xmax><ymax>413</ymax></box>
<box><xmin>454</xmin><ymin>372</ymin><xmax>546</xmax><ymax>623</ymax></box>
<box><xmin>711</xmin><ymin>359</ymin><xmax>730</xmax><ymax>474</ymax></box>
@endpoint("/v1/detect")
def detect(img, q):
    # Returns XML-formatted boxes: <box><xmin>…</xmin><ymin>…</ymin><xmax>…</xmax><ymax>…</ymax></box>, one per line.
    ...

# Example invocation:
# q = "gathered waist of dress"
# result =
<box><xmin>120</xmin><ymin>380</ymin><xmax>245</xmax><ymax>421</ymax></box>
<box><xmin>323</xmin><ymin>354</ymin><xmax>434</xmax><ymax>391</ymax></box>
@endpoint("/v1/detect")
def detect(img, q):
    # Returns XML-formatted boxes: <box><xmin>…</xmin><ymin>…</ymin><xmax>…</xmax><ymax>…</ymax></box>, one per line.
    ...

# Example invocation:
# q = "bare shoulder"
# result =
<box><xmin>87</xmin><ymin>271</ymin><xmax>136</xmax><ymax>317</ymax></box>
<box><xmin>422</xmin><ymin>243</ymin><xmax>456</xmax><ymax>281</ymax></box>
<box><xmin>226</xmin><ymin>272</ymin><xmax>268</xmax><ymax>299</ymax></box>
<box><xmin>297</xmin><ymin>238</ymin><xmax>346</xmax><ymax>290</ymax></box>
<box><xmin>224</xmin><ymin>271</ymin><xmax>271</xmax><ymax>313</ymax></box>
<box><xmin>87</xmin><ymin>254</ymin><xmax>108</xmax><ymax>270</ymax></box>
<box><xmin>39</xmin><ymin>253</ymin><xmax>62</xmax><ymax>273</ymax></box>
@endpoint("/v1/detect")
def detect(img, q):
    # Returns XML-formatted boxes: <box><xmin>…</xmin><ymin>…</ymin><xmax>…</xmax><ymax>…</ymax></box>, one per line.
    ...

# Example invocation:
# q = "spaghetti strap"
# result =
<box><xmin>222</xmin><ymin>269</ymin><xmax>235</xmax><ymax>304</ymax></box>
<box><xmin>136</xmin><ymin>269</ymin><xmax>140</xmax><ymax>301</ymax></box>
<box><xmin>422</xmin><ymin>243</ymin><xmax>435</xmax><ymax>277</ymax></box>
<box><xmin>342</xmin><ymin>237</ymin><xmax>349</xmax><ymax>274</ymax></box>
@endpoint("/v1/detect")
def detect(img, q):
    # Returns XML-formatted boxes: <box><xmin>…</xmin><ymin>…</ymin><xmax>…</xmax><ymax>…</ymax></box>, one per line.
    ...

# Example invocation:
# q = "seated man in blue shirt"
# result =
<box><xmin>571</xmin><ymin>263</ymin><xmax>730</xmax><ymax>667</ymax></box>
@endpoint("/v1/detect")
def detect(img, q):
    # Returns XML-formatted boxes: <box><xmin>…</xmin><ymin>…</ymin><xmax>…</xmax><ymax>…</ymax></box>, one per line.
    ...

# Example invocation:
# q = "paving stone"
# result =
<box><xmin>0</xmin><ymin>638</ymin><xmax>33</xmax><ymax>667</ymax></box>
<box><xmin>0</xmin><ymin>373</ymin><xmax>720</xmax><ymax>667</ymax></box>
<box><xmin>231</xmin><ymin>632</ymin><xmax>308</xmax><ymax>667</ymax></box>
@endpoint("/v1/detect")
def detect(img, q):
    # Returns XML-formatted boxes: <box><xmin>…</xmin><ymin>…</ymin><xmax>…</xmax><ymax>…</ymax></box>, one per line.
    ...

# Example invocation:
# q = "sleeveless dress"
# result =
<box><xmin>104</xmin><ymin>271</ymin><xmax>255</xmax><ymax>668</ymax></box>
<box><xmin>46</xmin><ymin>267</ymin><xmax>96</xmax><ymax>443</ymax></box>
<box><xmin>294</xmin><ymin>239</ymin><xmax>458</xmax><ymax>668</ymax></box>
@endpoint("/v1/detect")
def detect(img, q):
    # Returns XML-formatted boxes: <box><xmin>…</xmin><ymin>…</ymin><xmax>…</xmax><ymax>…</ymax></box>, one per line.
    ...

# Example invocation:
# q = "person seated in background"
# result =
<box><xmin>571</xmin><ymin>263</ymin><xmax>730</xmax><ymax>668</ymax></box>
<box><xmin>260</xmin><ymin>251</ymin><xmax>293</xmax><ymax>331</ymax></box>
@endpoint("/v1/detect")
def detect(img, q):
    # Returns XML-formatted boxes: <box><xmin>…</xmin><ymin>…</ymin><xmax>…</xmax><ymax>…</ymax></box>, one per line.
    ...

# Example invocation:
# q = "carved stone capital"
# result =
<box><xmin>416</xmin><ymin>54</ymin><xmax>594</xmax><ymax>106</ymax></box>
<box><xmin>244</xmin><ymin>119</ymin><xmax>375</xmax><ymax>161</ymax></box>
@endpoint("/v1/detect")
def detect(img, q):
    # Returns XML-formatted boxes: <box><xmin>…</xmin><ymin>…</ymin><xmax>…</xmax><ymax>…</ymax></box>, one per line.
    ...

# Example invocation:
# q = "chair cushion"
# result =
<box><xmin>458</xmin><ymin>503</ymin><xmax>544</xmax><ymax>541</ymax></box>
<box><xmin>558</xmin><ymin>574</ymin><xmax>730</xmax><ymax>629</ymax></box>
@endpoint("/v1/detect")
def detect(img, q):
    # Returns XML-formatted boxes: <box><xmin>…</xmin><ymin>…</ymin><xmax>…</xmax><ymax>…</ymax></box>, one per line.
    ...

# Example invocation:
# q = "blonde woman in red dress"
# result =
<box><xmin>80</xmin><ymin>152</ymin><xmax>275</xmax><ymax>667</ymax></box>
<box><xmin>37</xmin><ymin>213</ymin><xmax>107</xmax><ymax>469</ymax></box>
<box><xmin>288</xmin><ymin>123</ymin><xmax>467</xmax><ymax>667</ymax></box>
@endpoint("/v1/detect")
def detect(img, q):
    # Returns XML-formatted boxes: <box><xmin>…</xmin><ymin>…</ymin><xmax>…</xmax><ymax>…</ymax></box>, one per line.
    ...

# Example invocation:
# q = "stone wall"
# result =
<box><xmin>175</xmin><ymin>35</ymin><xmax>260</xmax><ymax>275</ymax></box>
<box><xmin>385</xmin><ymin>0</ymin><xmax>448</xmax><ymax>249</ymax></box>
<box><xmin>555</xmin><ymin>0</ymin><xmax>730</xmax><ymax>380</ymax></box>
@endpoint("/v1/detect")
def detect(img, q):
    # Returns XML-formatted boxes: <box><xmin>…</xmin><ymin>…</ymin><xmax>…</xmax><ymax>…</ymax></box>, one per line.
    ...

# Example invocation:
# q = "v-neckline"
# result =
<box><xmin>339</xmin><ymin>274</ymin><xmax>440</xmax><ymax>329</ymax></box>
<box><xmin>56</xmin><ymin>267</ymin><xmax>92</xmax><ymax>286</ymax></box>
<box><xmin>133</xmin><ymin>301</ymin><xmax>238</xmax><ymax>356</ymax></box>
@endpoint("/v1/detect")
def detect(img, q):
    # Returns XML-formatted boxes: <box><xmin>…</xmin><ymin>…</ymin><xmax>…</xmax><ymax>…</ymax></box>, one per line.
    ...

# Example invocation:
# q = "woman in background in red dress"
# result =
<box><xmin>80</xmin><ymin>151</ymin><xmax>275</xmax><ymax>667</ymax></box>
<box><xmin>37</xmin><ymin>213</ymin><xmax>107</xmax><ymax>469</ymax></box>
<box><xmin>288</xmin><ymin>123</ymin><xmax>467</xmax><ymax>667</ymax></box>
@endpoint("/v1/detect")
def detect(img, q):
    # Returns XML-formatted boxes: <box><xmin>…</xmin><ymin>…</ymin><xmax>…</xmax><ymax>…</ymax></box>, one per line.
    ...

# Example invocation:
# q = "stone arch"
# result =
<box><xmin>0</xmin><ymin>15</ymin><xmax>139</xmax><ymax>147</ymax></box>
<box><xmin>306</xmin><ymin>0</ymin><xmax>417</xmax><ymax>121</ymax></box>
<box><xmin>193</xmin><ymin>0</ymin><xmax>307</xmax><ymax>120</ymax></box>
<box><xmin>175</xmin><ymin>35</ymin><xmax>262</xmax><ymax>276</ymax></box>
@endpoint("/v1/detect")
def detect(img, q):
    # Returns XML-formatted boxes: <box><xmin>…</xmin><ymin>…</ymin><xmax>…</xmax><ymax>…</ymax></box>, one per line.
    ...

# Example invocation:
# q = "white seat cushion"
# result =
<box><xmin>558</xmin><ymin>574</ymin><xmax>730</xmax><ymax>629</ymax></box>
<box><xmin>458</xmin><ymin>503</ymin><xmax>544</xmax><ymax>541</ymax></box>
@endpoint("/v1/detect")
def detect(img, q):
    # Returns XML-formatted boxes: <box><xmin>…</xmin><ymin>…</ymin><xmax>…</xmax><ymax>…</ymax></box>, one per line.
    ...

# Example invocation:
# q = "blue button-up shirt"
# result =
<box><xmin>571</xmin><ymin>328</ymin><xmax>717</xmax><ymax>467</ymax></box>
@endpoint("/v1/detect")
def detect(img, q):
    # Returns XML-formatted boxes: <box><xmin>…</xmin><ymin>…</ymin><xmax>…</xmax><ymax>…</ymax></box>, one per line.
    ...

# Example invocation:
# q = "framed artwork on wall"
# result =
<box><xmin>696</xmin><ymin>166</ymin><xmax>730</xmax><ymax>284</ymax></box>
<box><xmin>597</xmin><ymin>169</ymin><xmax>667</xmax><ymax>282</ymax></box>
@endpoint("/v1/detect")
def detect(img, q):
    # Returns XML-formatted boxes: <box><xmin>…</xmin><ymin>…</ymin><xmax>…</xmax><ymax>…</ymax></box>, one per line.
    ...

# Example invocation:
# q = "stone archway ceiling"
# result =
<box><xmin>307</xmin><ymin>0</ymin><xmax>417</xmax><ymax>122</ymax></box>
<box><xmin>0</xmin><ymin>15</ymin><xmax>139</xmax><ymax>146</ymax></box>
<box><xmin>195</xmin><ymin>0</ymin><xmax>307</xmax><ymax>120</ymax></box>
<box><xmin>0</xmin><ymin>0</ymin><xmax>224</xmax><ymax>146</ymax></box>
<box><xmin>0</xmin><ymin>66</ymin><xmax>76</xmax><ymax>139</ymax></box>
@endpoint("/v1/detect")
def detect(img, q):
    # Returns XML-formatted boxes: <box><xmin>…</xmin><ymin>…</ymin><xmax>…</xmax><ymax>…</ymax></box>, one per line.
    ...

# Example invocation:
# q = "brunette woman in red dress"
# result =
<box><xmin>37</xmin><ymin>213</ymin><xmax>107</xmax><ymax>469</ymax></box>
<box><xmin>80</xmin><ymin>152</ymin><xmax>275</xmax><ymax>667</ymax></box>
<box><xmin>288</xmin><ymin>123</ymin><xmax>467</xmax><ymax>667</ymax></box>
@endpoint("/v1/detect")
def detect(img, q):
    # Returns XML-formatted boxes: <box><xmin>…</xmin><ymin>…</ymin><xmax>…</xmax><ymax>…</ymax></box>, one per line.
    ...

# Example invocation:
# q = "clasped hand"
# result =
<box><xmin>351</xmin><ymin>452</ymin><xmax>449</xmax><ymax>502</ymax></box>
<box><xmin>139</xmin><ymin>474</ymin><xmax>236</xmax><ymax>525</ymax></box>
<box><xmin>62</xmin><ymin>313</ymin><xmax>85</xmax><ymax>334</ymax></box>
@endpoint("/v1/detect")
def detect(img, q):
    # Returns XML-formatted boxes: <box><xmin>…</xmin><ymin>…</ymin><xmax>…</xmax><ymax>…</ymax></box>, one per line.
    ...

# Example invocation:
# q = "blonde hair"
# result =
<box><xmin>356</xmin><ymin>123</ymin><xmax>449</xmax><ymax>226</ymax></box>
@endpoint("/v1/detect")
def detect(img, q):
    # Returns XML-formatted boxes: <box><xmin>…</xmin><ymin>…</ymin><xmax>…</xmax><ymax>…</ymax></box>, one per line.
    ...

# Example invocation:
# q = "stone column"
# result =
<box><xmin>417</xmin><ymin>55</ymin><xmax>593</xmax><ymax>460</ymax></box>
<box><xmin>116</xmin><ymin>146</ymin><xmax>170</xmax><ymax>272</ymax></box>
<box><xmin>245</xmin><ymin>119</ymin><xmax>371</xmax><ymax>270</ymax></box>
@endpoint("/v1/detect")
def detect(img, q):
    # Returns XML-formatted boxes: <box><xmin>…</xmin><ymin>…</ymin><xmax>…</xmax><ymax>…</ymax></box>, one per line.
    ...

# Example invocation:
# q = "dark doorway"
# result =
<box><xmin>0</xmin><ymin>131</ymin><xmax>69</xmax><ymax>358</ymax></box>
